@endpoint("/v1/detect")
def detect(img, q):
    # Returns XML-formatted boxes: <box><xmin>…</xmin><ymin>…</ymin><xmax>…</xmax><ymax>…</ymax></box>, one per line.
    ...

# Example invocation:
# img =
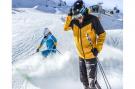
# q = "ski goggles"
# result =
<box><xmin>72</xmin><ymin>7</ymin><xmax>86</xmax><ymax>19</ymax></box>
<box><xmin>72</xmin><ymin>13</ymin><xmax>83</xmax><ymax>19</ymax></box>
<box><xmin>80</xmin><ymin>6</ymin><xmax>86</xmax><ymax>14</ymax></box>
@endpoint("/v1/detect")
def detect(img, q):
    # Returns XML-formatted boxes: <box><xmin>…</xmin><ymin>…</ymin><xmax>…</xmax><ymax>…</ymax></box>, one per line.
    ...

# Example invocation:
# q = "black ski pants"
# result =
<box><xmin>79</xmin><ymin>57</ymin><xmax>97</xmax><ymax>87</ymax></box>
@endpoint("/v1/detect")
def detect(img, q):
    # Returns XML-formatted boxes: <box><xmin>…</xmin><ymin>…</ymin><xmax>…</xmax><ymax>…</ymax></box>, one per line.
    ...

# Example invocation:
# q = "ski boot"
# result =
<box><xmin>83</xmin><ymin>85</ymin><xmax>96</xmax><ymax>89</ymax></box>
<box><xmin>84</xmin><ymin>86</ymin><xmax>91</xmax><ymax>89</ymax></box>
<box><xmin>89</xmin><ymin>88</ymin><xmax>96</xmax><ymax>89</ymax></box>
<box><xmin>83</xmin><ymin>84</ymin><xmax>90</xmax><ymax>89</ymax></box>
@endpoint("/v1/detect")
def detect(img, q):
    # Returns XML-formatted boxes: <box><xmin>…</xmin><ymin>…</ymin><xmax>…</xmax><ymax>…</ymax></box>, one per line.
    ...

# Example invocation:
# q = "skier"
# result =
<box><xmin>36</xmin><ymin>28</ymin><xmax>57</xmax><ymax>57</ymax></box>
<box><xmin>64</xmin><ymin>0</ymin><xmax>106</xmax><ymax>89</ymax></box>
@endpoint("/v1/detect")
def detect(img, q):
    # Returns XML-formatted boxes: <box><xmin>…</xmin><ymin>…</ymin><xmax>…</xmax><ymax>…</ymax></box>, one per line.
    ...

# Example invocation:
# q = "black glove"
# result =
<box><xmin>68</xmin><ymin>8</ymin><xmax>73</xmax><ymax>16</ymax></box>
<box><xmin>36</xmin><ymin>49</ymin><xmax>39</xmax><ymax>52</ymax></box>
<box><xmin>91</xmin><ymin>48</ymin><xmax>98</xmax><ymax>57</ymax></box>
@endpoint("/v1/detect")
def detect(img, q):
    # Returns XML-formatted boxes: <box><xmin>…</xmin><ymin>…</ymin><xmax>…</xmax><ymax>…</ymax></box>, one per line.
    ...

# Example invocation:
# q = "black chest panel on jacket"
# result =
<box><xmin>70</xmin><ymin>14</ymin><xmax>105</xmax><ymax>35</ymax></box>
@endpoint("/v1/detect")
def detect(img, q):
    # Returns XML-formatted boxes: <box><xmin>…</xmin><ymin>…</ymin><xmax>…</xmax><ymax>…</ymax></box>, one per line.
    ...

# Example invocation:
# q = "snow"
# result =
<box><xmin>92</xmin><ymin>13</ymin><xmax>123</xmax><ymax>30</ymax></box>
<box><xmin>12</xmin><ymin>0</ymin><xmax>67</xmax><ymax>8</ymax></box>
<box><xmin>12</xmin><ymin>0</ymin><xmax>123</xmax><ymax>13</ymax></box>
<box><xmin>12</xmin><ymin>7</ymin><xmax>123</xmax><ymax>89</ymax></box>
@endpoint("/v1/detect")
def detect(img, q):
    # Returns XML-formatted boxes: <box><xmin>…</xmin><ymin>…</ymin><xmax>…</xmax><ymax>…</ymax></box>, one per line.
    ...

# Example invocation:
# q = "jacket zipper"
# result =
<box><xmin>79</xmin><ymin>25</ymin><xmax>85</xmax><ymax>59</ymax></box>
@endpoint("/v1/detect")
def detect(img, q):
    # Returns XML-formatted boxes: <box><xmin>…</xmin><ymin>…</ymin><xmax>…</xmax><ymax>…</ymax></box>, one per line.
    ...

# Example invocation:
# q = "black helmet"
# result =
<box><xmin>72</xmin><ymin>0</ymin><xmax>86</xmax><ymax>16</ymax></box>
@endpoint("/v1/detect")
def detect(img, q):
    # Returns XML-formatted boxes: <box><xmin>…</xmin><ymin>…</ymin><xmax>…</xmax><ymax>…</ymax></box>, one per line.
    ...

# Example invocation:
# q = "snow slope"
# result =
<box><xmin>12</xmin><ymin>8</ymin><xmax>123</xmax><ymax>89</ymax></box>
<box><xmin>12</xmin><ymin>0</ymin><xmax>66</xmax><ymax>8</ymax></box>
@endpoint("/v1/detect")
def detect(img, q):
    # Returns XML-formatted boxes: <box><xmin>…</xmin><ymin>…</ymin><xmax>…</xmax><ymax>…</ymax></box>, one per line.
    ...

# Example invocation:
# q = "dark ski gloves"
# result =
<box><xmin>36</xmin><ymin>49</ymin><xmax>39</xmax><ymax>52</ymax></box>
<box><xmin>91</xmin><ymin>48</ymin><xmax>98</xmax><ymax>57</ymax></box>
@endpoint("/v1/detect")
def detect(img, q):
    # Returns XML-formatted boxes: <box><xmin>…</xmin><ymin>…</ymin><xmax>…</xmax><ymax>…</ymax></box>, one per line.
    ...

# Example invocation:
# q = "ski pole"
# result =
<box><xmin>97</xmin><ymin>57</ymin><xmax>111</xmax><ymax>89</ymax></box>
<box><xmin>56</xmin><ymin>48</ymin><xmax>63</xmax><ymax>55</ymax></box>
<box><xmin>86</xmin><ymin>34</ymin><xmax>111</xmax><ymax>89</ymax></box>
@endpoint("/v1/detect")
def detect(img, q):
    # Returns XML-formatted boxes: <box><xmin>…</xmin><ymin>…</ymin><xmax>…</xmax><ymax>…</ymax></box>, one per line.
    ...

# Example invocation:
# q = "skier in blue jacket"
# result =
<box><xmin>36</xmin><ymin>28</ymin><xmax>57</xmax><ymax>57</ymax></box>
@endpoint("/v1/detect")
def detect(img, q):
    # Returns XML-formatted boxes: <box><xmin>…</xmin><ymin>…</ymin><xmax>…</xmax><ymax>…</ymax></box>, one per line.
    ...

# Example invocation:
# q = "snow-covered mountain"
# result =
<box><xmin>12</xmin><ymin>0</ymin><xmax>67</xmax><ymax>8</ymax></box>
<box><xmin>12</xmin><ymin>0</ymin><xmax>123</xmax><ymax>13</ymax></box>
<box><xmin>12</xmin><ymin>7</ymin><xmax>123</xmax><ymax>89</ymax></box>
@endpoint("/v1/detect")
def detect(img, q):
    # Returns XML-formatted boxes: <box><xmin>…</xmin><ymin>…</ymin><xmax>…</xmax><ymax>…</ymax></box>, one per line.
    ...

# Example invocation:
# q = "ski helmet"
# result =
<box><xmin>44</xmin><ymin>28</ymin><xmax>50</xmax><ymax>37</ymax></box>
<box><xmin>72</xmin><ymin>0</ymin><xmax>86</xmax><ymax>16</ymax></box>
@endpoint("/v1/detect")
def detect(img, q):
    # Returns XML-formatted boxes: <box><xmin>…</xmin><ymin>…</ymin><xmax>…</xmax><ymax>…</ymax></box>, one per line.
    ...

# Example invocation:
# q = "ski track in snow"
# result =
<box><xmin>12</xmin><ymin>8</ymin><xmax>123</xmax><ymax>89</ymax></box>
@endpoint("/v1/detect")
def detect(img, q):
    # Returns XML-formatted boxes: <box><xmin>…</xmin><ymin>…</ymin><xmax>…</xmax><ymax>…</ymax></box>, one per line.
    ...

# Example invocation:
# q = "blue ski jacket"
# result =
<box><xmin>40</xmin><ymin>34</ymin><xmax>57</xmax><ymax>57</ymax></box>
<box><xmin>41</xmin><ymin>34</ymin><xmax>57</xmax><ymax>50</ymax></box>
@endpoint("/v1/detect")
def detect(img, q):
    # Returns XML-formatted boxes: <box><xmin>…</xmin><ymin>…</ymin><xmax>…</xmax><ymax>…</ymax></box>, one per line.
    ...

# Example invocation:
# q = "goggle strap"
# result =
<box><xmin>80</xmin><ymin>7</ymin><xmax>86</xmax><ymax>14</ymax></box>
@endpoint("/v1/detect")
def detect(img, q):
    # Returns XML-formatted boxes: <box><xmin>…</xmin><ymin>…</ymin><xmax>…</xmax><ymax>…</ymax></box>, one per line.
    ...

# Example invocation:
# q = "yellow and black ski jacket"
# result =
<box><xmin>64</xmin><ymin>14</ymin><xmax>106</xmax><ymax>59</ymax></box>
